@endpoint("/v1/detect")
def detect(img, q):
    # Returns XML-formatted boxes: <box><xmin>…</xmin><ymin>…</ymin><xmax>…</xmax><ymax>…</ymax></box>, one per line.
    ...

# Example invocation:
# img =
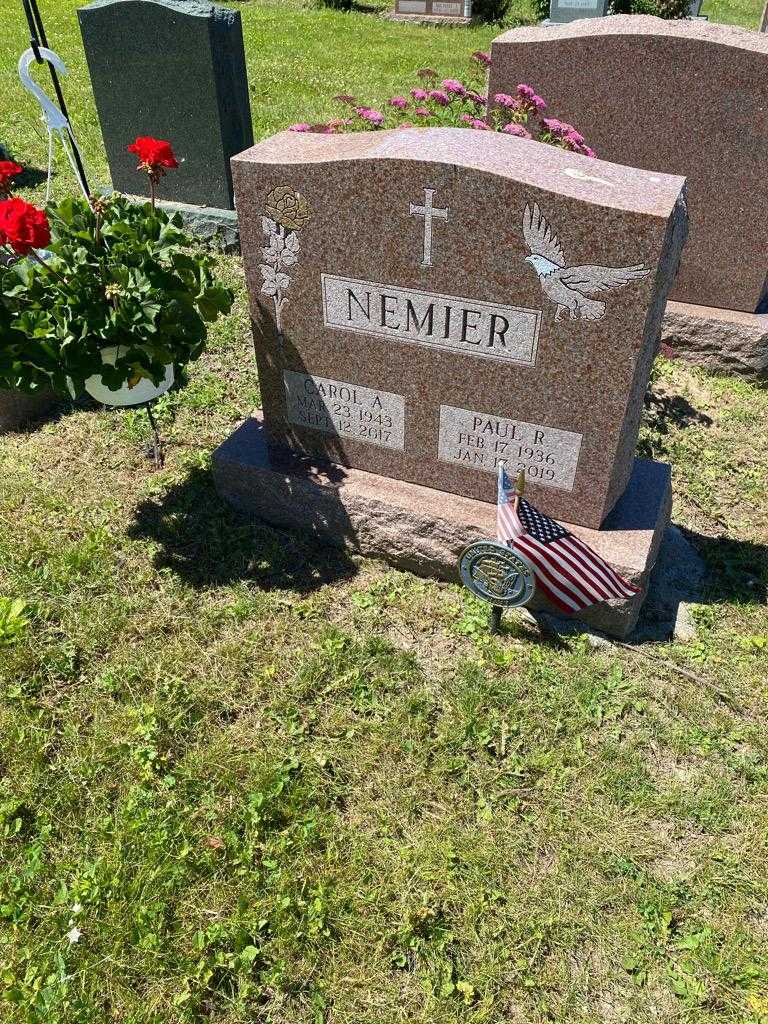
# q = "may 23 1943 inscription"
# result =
<box><xmin>284</xmin><ymin>370</ymin><xmax>406</xmax><ymax>451</ymax></box>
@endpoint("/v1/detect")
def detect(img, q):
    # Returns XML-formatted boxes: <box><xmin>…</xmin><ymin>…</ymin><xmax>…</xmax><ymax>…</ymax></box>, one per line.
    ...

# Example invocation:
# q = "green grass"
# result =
<box><xmin>2</xmin><ymin>0</ymin><xmax>768</xmax><ymax>1021</ymax></box>
<box><xmin>0</xmin><ymin>262</ymin><xmax>767</xmax><ymax>1022</ymax></box>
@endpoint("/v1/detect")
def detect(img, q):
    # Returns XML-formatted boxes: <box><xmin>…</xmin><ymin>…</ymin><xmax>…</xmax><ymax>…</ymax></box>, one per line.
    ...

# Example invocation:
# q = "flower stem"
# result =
<box><xmin>30</xmin><ymin>248</ymin><xmax>67</xmax><ymax>285</ymax></box>
<box><xmin>145</xmin><ymin>401</ymin><xmax>164</xmax><ymax>469</ymax></box>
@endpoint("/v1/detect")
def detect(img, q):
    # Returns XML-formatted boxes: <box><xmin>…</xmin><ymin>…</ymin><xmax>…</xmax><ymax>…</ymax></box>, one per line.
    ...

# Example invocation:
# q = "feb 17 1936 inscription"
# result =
<box><xmin>439</xmin><ymin>405</ymin><xmax>582</xmax><ymax>490</ymax></box>
<box><xmin>322</xmin><ymin>275</ymin><xmax>541</xmax><ymax>365</ymax></box>
<box><xmin>284</xmin><ymin>371</ymin><xmax>406</xmax><ymax>451</ymax></box>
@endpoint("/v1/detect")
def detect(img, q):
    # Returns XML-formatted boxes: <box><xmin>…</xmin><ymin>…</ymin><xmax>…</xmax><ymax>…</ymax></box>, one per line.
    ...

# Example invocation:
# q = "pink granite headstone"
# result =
<box><xmin>488</xmin><ymin>15</ymin><xmax>768</xmax><ymax>314</ymax></box>
<box><xmin>231</xmin><ymin>127</ymin><xmax>686</xmax><ymax>531</ymax></box>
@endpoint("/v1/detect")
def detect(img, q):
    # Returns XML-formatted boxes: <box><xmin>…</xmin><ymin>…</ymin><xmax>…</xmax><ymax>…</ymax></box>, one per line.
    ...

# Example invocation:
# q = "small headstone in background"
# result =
<box><xmin>79</xmin><ymin>0</ymin><xmax>252</xmax><ymax>237</ymax></box>
<box><xmin>213</xmin><ymin>127</ymin><xmax>687</xmax><ymax>637</ymax></box>
<box><xmin>548</xmin><ymin>0</ymin><xmax>609</xmax><ymax>25</ymax></box>
<box><xmin>393</xmin><ymin>0</ymin><xmax>471</xmax><ymax>19</ymax></box>
<box><xmin>487</xmin><ymin>15</ymin><xmax>768</xmax><ymax>378</ymax></box>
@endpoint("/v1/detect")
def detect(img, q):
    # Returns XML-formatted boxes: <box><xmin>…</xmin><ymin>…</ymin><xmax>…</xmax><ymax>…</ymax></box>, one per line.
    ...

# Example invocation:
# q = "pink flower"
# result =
<box><xmin>472</xmin><ymin>50</ymin><xmax>492</xmax><ymax>67</ymax></box>
<box><xmin>565</xmin><ymin>129</ymin><xmax>585</xmax><ymax>146</ymax></box>
<box><xmin>541</xmin><ymin>117</ymin><xmax>568</xmax><ymax>137</ymax></box>
<box><xmin>356</xmin><ymin>107</ymin><xmax>385</xmax><ymax>126</ymax></box>
<box><xmin>321</xmin><ymin>118</ymin><xmax>352</xmax><ymax>133</ymax></box>
<box><xmin>517</xmin><ymin>84</ymin><xmax>547</xmax><ymax>113</ymax></box>
<box><xmin>428</xmin><ymin>89</ymin><xmax>451</xmax><ymax>107</ymax></box>
<box><xmin>442</xmin><ymin>79</ymin><xmax>466</xmax><ymax>96</ymax></box>
<box><xmin>459</xmin><ymin>113</ymin><xmax>474</xmax><ymax>123</ymax></box>
<box><xmin>410</xmin><ymin>88</ymin><xmax>428</xmax><ymax>101</ymax></box>
<box><xmin>582</xmin><ymin>145</ymin><xmax>597</xmax><ymax>159</ymax></box>
<box><xmin>389</xmin><ymin>96</ymin><xmax>408</xmax><ymax>109</ymax></box>
<box><xmin>467</xmin><ymin>91</ymin><xmax>487</xmax><ymax>107</ymax></box>
<box><xmin>502</xmin><ymin>123</ymin><xmax>531</xmax><ymax>138</ymax></box>
<box><xmin>397</xmin><ymin>122</ymin><xmax>414</xmax><ymax>129</ymax></box>
<box><xmin>289</xmin><ymin>123</ymin><xmax>312</xmax><ymax>132</ymax></box>
<box><xmin>413</xmin><ymin>106</ymin><xmax>432</xmax><ymax>118</ymax></box>
<box><xmin>496</xmin><ymin>86</ymin><xmax>546</xmax><ymax>116</ymax></box>
<box><xmin>468</xmin><ymin>118</ymin><xmax>491</xmax><ymax>130</ymax></box>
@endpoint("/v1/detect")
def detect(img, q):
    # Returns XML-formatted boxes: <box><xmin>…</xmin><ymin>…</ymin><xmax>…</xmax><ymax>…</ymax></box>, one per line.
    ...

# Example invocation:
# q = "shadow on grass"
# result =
<box><xmin>128</xmin><ymin>465</ymin><xmax>358</xmax><ymax>593</ymax></box>
<box><xmin>690</xmin><ymin>528</ymin><xmax>768</xmax><ymax>605</ymax></box>
<box><xmin>0</xmin><ymin>145</ymin><xmax>49</xmax><ymax>190</ymax></box>
<box><xmin>0</xmin><ymin>390</ymin><xmax>64</xmax><ymax>434</ymax></box>
<box><xmin>16</xmin><ymin>165</ymin><xmax>49</xmax><ymax>190</ymax></box>
<box><xmin>643</xmin><ymin>387</ymin><xmax>714</xmax><ymax>434</ymax></box>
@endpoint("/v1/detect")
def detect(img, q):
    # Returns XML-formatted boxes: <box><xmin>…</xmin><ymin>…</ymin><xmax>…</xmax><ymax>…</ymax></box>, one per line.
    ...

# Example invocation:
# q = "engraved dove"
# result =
<box><xmin>522</xmin><ymin>202</ymin><xmax>651</xmax><ymax>322</ymax></box>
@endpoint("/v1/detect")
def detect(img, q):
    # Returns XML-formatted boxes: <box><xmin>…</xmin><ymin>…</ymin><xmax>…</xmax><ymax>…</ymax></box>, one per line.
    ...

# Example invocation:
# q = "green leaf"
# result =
<box><xmin>197</xmin><ymin>285</ymin><xmax>234</xmax><ymax>321</ymax></box>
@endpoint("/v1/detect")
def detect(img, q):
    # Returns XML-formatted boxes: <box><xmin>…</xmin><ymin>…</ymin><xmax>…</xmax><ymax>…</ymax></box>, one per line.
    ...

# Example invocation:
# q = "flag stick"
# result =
<box><xmin>489</xmin><ymin>604</ymin><xmax>502</xmax><ymax>634</ymax></box>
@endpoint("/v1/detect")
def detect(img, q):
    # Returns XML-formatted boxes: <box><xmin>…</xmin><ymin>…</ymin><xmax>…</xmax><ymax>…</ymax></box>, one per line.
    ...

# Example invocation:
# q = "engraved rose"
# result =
<box><xmin>260</xmin><ymin>185</ymin><xmax>308</xmax><ymax>352</ymax></box>
<box><xmin>265</xmin><ymin>185</ymin><xmax>310</xmax><ymax>231</ymax></box>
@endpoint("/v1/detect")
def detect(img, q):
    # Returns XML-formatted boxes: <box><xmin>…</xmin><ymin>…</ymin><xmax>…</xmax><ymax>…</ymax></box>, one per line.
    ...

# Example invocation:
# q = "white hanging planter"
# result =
<box><xmin>84</xmin><ymin>346</ymin><xmax>174</xmax><ymax>407</ymax></box>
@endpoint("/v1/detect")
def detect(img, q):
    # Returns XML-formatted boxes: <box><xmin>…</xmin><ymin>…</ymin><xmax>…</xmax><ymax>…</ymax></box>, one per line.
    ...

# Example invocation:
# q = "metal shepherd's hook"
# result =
<box><xmin>17</xmin><ymin>46</ymin><xmax>90</xmax><ymax>202</ymax></box>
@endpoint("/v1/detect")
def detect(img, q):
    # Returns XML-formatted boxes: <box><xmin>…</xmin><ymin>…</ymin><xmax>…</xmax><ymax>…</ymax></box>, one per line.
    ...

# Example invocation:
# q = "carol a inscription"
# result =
<box><xmin>439</xmin><ymin>405</ymin><xmax>582</xmax><ymax>490</ymax></box>
<box><xmin>284</xmin><ymin>371</ymin><xmax>405</xmax><ymax>450</ymax></box>
<box><xmin>322</xmin><ymin>275</ymin><xmax>541</xmax><ymax>365</ymax></box>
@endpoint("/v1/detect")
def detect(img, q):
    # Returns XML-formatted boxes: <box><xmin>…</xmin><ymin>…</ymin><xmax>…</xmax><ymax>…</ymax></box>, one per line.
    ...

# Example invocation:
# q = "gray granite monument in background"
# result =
<box><xmin>79</xmin><ymin>0</ymin><xmax>252</xmax><ymax>246</ymax></box>
<box><xmin>547</xmin><ymin>0</ymin><xmax>609</xmax><ymax>25</ymax></box>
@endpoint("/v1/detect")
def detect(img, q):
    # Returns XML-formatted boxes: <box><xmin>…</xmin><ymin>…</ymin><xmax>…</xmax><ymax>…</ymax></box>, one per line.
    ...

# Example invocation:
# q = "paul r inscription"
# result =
<box><xmin>439</xmin><ymin>405</ymin><xmax>583</xmax><ymax>490</ymax></box>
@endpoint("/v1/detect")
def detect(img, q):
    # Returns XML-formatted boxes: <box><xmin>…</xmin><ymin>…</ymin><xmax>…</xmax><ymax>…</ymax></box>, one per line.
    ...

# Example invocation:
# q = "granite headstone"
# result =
<box><xmin>78</xmin><ymin>0</ymin><xmax>252</xmax><ymax>211</ymax></box>
<box><xmin>394</xmin><ymin>0</ymin><xmax>469</xmax><ymax>15</ymax></box>
<box><xmin>488</xmin><ymin>16</ymin><xmax>768</xmax><ymax>315</ymax></box>
<box><xmin>548</xmin><ymin>0</ymin><xmax>609</xmax><ymax>25</ymax></box>
<box><xmin>226</xmin><ymin>128</ymin><xmax>686</xmax><ymax>533</ymax></box>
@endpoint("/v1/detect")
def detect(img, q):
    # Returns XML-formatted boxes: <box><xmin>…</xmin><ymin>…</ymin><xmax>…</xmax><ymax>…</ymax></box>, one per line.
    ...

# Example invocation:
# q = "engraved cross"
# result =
<box><xmin>409</xmin><ymin>188</ymin><xmax>448</xmax><ymax>268</ymax></box>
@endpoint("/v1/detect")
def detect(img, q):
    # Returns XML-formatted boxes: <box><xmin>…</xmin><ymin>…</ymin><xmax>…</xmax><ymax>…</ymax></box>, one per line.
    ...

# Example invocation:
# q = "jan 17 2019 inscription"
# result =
<box><xmin>284</xmin><ymin>371</ymin><xmax>406</xmax><ymax>451</ymax></box>
<box><xmin>439</xmin><ymin>405</ymin><xmax>583</xmax><ymax>490</ymax></box>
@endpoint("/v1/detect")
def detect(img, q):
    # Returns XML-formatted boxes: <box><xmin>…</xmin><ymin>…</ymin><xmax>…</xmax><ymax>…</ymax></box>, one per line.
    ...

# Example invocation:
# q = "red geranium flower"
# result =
<box><xmin>0</xmin><ymin>160</ymin><xmax>23</xmax><ymax>197</ymax></box>
<box><xmin>127</xmin><ymin>136</ymin><xmax>179</xmax><ymax>174</ymax></box>
<box><xmin>0</xmin><ymin>197</ymin><xmax>50</xmax><ymax>255</ymax></box>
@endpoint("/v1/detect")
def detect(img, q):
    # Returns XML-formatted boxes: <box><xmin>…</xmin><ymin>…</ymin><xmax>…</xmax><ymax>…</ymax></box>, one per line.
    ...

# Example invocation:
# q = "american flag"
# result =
<box><xmin>497</xmin><ymin>464</ymin><xmax>640</xmax><ymax>614</ymax></box>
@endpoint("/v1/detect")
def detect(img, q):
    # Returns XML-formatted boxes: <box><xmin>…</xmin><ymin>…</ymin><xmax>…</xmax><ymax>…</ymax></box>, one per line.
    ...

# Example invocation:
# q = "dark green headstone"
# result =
<box><xmin>78</xmin><ymin>0</ymin><xmax>253</xmax><ymax>210</ymax></box>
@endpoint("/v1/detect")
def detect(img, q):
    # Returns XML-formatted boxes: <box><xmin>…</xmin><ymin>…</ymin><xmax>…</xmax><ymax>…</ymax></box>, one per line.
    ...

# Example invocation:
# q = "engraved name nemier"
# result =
<box><xmin>439</xmin><ymin>405</ymin><xmax>583</xmax><ymax>490</ymax></box>
<box><xmin>322</xmin><ymin>275</ymin><xmax>541</xmax><ymax>365</ymax></box>
<box><xmin>284</xmin><ymin>371</ymin><xmax>406</xmax><ymax>451</ymax></box>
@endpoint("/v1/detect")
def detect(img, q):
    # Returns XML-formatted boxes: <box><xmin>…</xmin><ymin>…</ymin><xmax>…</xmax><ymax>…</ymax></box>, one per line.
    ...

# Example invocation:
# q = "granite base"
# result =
<box><xmin>122</xmin><ymin>194</ymin><xmax>240</xmax><ymax>252</ymax></box>
<box><xmin>213</xmin><ymin>416</ymin><xmax>672</xmax><ymax>638</ymax></box>
<box><xmin>383</xmin><ymin>12</ymin><xmax>471</xmax><ymax>24</ymax></box>
<box><xmin>661</xmin><ymin>303</ymin><xmax>768</xmax><ymax>380</ymax></box>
